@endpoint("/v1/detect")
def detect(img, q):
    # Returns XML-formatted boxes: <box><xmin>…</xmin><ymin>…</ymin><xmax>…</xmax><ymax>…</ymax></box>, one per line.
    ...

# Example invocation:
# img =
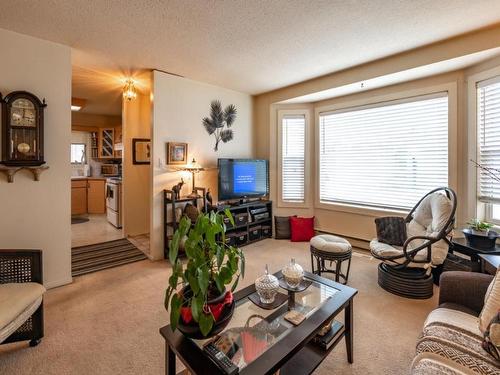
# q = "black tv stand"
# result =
<box><xmin>217</xmin><ymin>200</ymin><xmax>273</xmax><ymax>247</ymax></box>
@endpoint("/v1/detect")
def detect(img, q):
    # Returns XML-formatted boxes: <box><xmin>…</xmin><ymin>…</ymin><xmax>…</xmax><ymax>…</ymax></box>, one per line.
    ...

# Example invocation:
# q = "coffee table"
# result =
<box><xmin>159</xmin><ymin>271</ymin><xmax>357</xmax><ymax>375</ymax></box>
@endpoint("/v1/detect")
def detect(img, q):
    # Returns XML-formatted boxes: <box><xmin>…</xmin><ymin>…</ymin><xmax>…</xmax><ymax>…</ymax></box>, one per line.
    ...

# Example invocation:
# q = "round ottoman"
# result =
<box><xmin>310</xmin><ymin>234</ymin><xmax>352</xmax><ymax>284</ymax></box>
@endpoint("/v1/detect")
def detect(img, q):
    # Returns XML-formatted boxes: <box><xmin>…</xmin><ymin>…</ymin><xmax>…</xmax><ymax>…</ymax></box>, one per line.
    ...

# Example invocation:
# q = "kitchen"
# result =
<box><xmin>71</xmin><ymin>111</ymin><xmax>123</xmax><ymax>248</ymax></box>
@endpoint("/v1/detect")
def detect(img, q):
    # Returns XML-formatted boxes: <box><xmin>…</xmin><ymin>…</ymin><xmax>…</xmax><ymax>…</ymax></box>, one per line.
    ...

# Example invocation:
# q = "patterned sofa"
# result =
<box><xmin>411</xmin><ymin>271</ymin><xmax>499</xmax><ymax>374</ymax></box>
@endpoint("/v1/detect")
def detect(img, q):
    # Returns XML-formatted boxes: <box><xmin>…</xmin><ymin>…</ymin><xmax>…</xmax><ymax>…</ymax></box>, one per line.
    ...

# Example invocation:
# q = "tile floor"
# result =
<box><xmin>128</xmin><ymin>234</ymin><xmax>150</xmax><ymax>256</ymax></box>
<box><xmin>71</xmin><ymin>213</ymin><xmax>123</xmax><ymax>247</ymax></box>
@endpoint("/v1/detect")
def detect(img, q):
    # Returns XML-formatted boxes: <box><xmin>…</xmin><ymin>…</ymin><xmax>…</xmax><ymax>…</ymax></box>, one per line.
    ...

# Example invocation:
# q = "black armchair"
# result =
<box><xmin>0</xmin><ymin>250</ymin><xmax>45</xmax><ymax>347</ymax></box>
<box><xmin>370</xmin><ymin>187</ymin><xmax>457</xmax><ymax>299</ymax></box>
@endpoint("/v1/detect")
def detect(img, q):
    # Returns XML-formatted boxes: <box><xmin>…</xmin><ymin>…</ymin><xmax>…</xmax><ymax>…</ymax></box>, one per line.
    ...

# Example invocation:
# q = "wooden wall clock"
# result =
<box><xmin>1</xmin><ymin>91</ymin><xmax>46</xmax><ymax>166</ymax></box>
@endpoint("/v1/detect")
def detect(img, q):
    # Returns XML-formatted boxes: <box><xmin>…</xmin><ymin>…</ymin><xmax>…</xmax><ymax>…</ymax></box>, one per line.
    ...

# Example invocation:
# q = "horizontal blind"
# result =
<box><xmin>319</xmin><ymin>94</ymin><xmax>448</xmax><ymax>210</ymax></box>
<box><xmin>478</xmin><ymin>77</ymin><xmax>500</xmax><ymax>203</ymax></box>
<box><xmin>281</xmin><ymin>115</ymin><xmax>305</xmax><ymax>203</ymax></box>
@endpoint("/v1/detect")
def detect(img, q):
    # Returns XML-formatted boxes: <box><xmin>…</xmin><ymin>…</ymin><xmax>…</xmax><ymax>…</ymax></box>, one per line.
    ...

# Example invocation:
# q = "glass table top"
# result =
<box><xmin>191</xmin><ymin>276</ymin><xmax>339</xmax><ymax>371</ymax></box>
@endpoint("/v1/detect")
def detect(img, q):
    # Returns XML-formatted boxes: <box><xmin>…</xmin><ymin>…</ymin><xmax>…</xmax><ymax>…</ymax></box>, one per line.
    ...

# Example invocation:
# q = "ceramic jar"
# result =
<box><xmin>282</xmin><ymin>258</ymin><xmax>304</xmax><ymax>288</ymax></box>
<box><xmin>255</xmin><ymin>265</ymin><xmax>279</xmax><ymax>304</ymax></box>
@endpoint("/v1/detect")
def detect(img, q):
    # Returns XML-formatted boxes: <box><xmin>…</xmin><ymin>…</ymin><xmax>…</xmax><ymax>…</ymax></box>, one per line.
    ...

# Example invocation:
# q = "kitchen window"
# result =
<box><xmin>318</xmin><ymin>93</ymin><xmax>449</xmax><ymax>210</ymax></box>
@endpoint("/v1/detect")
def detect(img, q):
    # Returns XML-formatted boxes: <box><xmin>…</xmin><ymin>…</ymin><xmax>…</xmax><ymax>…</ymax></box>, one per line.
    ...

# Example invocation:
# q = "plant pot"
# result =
<box><xmin>176</xmin><ymin>286</ymin><xmax>235</xmax><ymax>339</ymax></box>
<box><xmin>462</xmin><ymin>228</ymin><xmax>498</xmax><ymax>250</ymax></box>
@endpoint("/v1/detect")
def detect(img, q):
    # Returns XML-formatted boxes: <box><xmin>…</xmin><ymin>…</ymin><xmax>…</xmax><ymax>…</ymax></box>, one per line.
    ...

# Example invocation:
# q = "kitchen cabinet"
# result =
<box><xmin>71</xmin><ymin>178</ymin><xmax>106</xmax><ymax>215</ymax></box>
<box><xmin>71</xmin><ymin>180</ymin><xmax>88</xmax><ymax>215</ymax></box>
<box><xmin>99</xmin><ymin>128</ymin><xmax>115</xmax><ymax>158</ymax></box>
<box><xmin>87</xmin><ymin>179</ymin><xmax>106</xmax><ymax>214</ymax></box>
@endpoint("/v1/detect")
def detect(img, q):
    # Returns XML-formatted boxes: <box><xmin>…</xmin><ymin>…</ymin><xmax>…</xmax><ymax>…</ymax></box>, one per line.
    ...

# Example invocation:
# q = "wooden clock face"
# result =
<box><xmin>10</xmin><ymin>98</ymin><xmax>36</xmax><ymax>127</ymax></box>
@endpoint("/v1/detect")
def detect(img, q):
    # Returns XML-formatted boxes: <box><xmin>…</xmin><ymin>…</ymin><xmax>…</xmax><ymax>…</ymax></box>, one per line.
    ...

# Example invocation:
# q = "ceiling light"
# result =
<box><xmin>123</xmin><ymin>79</ymin><xmax>137</xmax><ymax>101</ymax></box>
<box><xmin>71</xmin><ymin>97</ymin><xmax>87</xmax><ymax>111</ymax></box>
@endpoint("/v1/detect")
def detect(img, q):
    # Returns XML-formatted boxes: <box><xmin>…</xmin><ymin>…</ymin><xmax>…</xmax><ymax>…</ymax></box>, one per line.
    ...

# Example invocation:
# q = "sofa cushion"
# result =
<box><xmin>289</xmin><ymin>216</ymin><xmax>315</xmax><ymax>242</ymax></box>
<box><xmin>0</xmin><ymin>283</ymin><xmax>46</xmax><ymax>331</ymax></box>
<box><xmin>274</xmin><ymin>216</ymin><xmax>293</xmax><ymax>239</ymax></box>
<box><xmin>483</xmin><ymin>312</ymin><xmax>500</xmax><ymax>361</ymax></box>
<box><xmin>418</xmin><ymin>308</ymin><xmax>499</xmax><ymax>375</ymax></box>
<box><xmin>411</xmin><ymin>352</ymin><xmax>479</xmax><ymax>375</ymax></box>
<box><xmin>480</xmin><ymin>268</ymin><xmax>500</xmax><ymax>333</ymax></box>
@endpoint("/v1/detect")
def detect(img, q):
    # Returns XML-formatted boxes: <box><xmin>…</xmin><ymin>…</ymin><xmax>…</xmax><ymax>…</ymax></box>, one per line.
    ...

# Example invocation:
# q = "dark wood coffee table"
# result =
<box><xmin>159</xmin><ymin>271</ymin><xmax>358</xmax><ymax>375</ymax></box>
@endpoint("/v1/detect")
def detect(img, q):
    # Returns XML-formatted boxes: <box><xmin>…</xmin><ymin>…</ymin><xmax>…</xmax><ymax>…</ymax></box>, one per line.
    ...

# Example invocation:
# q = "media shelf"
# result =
<box><xmin>218</xmin><ymin>200</ymin><xmax>273</xmax><ymax>248</ymax></box>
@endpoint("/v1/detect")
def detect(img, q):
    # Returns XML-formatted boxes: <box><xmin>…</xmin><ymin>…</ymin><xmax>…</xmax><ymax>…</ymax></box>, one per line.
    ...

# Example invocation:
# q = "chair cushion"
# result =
<box><xmin>375</xmin><ymin>216</ymin><xmax>407</xmax><ymax>246</ymax></box>
<box><xmin>413</xmin><ymin>192</ymin><xmax>453</xmax><ymax>234</ymax></box>
<box><xmin>289</xmin><ymin>216</ymin><xmax>315</xmax><ymax>242</ymax></box>
<box><xmin>310</xmin><ymin>234</ymin><xmax>352</xmax><ymax>253</ymax></box>
<box><xmin>369</xmin><ymin>239</ymin><xmax>428</xmax><ymax>266</ymax></box>
<box><xmin>0</xmin><ymin>282</ymin><xmax>46</xmax><ymax>331</ymax></box>
<box><xmin>479</xmin><ymin>268</ymin><xmax>500</xmax><ymax>334</ymax></box>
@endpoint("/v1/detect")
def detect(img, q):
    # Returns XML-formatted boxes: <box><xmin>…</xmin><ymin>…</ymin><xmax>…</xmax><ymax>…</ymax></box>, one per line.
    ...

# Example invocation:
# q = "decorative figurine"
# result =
<box><xmin>282</xmin><ymin>258</ymin><xmax>304</xmax><ymax>288</ymax></box>
<box><xmin>255</xmin><ymin>264</ymin><xmax>279</xmax><ymax>304</ymax></box>
<box><xmin>171</xmin><ymin>178</ymin><xmax>184</xmax><ymax>200</ymax></box>
<box><xmin>206</xmin><ymin>188</ymin><xmax>213</xmax><ymax>205</ymax></box>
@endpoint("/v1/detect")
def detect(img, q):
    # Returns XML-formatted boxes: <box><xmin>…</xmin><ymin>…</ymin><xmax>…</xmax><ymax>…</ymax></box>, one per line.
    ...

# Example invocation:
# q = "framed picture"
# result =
<box><xmin>132</xmin><ymin>138</ymin><xmax>151</xmax><ymax>165</ymax></box>
<box><xmin>167</xmin><ymin>142</ymin><xmax>188</xmax><ymax>165</ymax></box>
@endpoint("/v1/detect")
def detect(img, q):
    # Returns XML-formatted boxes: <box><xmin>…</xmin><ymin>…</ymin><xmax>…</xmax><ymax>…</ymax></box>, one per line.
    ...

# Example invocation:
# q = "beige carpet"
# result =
<box><xmin>0</xmin><ymin>239</ymin><xmax>438</xmax><ymax>374</ymax></box>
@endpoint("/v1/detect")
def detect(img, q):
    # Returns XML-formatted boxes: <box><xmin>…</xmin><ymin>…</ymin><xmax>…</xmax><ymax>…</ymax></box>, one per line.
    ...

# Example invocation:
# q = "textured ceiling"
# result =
<box><xmin>1</xmin><ymin>1</ymin><xmax>500</xmax><ymax>95</ymax></box>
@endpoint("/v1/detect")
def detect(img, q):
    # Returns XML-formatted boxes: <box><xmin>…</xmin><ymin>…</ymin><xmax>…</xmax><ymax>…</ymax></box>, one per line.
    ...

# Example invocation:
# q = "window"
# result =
<box><xmin>477</xmin><ymin>77</ymin><xmax>500</xmax><ymax>204</ymax></box>
<box><xmin>319</xmin><ymin>93</ymin><xmax>449</xmax><ymax>210</ymax></box>
<box><xmin>70</xmin><ymin>143</ymin><xmax>86</xmax><ymax>164</ymax></box>
<box><xmin>280</xmin><ymin>114</ymin><xmax>306</xmax><ymax>203</ymax></box>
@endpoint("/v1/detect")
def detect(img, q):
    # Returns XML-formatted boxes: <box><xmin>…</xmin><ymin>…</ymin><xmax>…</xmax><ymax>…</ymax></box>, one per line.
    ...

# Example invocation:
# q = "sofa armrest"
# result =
<box><xmin>0</xmin><ymin>250</ymin><xmax>43</xmax><ymax>285</ymax></box>
<box><xmin>439</xmin><ymin>271</ymin><xmax>493</xmax><ymax>315</ymax></box>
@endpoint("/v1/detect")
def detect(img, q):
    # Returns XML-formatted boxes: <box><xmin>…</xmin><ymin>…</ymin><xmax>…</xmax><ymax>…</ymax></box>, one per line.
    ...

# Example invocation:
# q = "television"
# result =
<box><xmin>218</xmin><ymin>158</ymin><xmax>269</xmax><ymax>201</ymax></box>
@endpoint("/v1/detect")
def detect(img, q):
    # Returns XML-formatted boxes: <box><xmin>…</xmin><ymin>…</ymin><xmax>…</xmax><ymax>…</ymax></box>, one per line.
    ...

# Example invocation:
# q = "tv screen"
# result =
<box><xmin>218</xmin><ymin>159</ymin><xmax>269</xmax><ymax>201</ymax></box>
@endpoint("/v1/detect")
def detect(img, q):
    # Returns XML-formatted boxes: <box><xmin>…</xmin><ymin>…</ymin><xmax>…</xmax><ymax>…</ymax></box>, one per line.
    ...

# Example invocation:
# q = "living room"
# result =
<box><xmin>1</xmin><ymin>2</ymin><xmax>500</xmax><ymax>375</ymax></box>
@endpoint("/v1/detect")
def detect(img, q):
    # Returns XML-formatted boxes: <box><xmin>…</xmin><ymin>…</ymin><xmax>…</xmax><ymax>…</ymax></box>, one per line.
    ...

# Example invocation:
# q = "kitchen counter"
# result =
<box><xmin>71</xmin><ymin>176</ymin><xmax>108</xmax><ymax>180</ymax></box>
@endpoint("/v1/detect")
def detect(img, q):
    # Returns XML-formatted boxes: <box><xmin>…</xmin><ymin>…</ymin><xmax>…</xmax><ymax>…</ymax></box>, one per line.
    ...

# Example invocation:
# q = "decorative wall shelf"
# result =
<box><xmin>0</xmin><ymin>165</ymin><xmax>49</xmax><ymax>183</ymax></box>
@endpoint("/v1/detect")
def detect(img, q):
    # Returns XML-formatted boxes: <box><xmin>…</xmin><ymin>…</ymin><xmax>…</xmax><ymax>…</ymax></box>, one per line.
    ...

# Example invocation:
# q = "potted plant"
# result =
<box><xmin>463</xmin><ymin>219</ymin><xmax>498</xmax><ymax>250</ymax></box>
<box><xmin>165</xmin><ymin>210</ymin><xmax>245</xmax><ymax>339</ymax></box>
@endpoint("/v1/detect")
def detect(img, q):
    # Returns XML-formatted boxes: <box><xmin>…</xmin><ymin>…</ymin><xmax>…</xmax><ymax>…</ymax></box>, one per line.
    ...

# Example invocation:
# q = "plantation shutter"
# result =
<box><xmin>319</xmin><ymin>93</ymin><xmax>448</xmax><ymax>210</ymax></box>
<box><xmin>477</xmin><ymin>77</ymin><xmax>500</xmax><ymax>203</ymax></box>
<box><xmin>281</xmin><ymin>115</ymin><xmax>306</xmax><ymax>203</ymax></box>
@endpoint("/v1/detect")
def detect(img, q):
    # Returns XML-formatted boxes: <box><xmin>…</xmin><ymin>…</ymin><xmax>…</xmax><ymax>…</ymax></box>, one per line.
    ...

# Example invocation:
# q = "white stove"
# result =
<box><xmin>106</xmin><ymin>178</ymin><xmax>122</xmax><ymax>228</ymax></box>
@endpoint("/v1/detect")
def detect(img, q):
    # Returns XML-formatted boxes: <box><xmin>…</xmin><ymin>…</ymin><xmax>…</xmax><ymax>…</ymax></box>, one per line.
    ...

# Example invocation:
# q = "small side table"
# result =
<box><xmin>478</xmin><ymin>254</ymin><xmax>500</xmax><ymax>275</ymax></box>
<box><xmin>449</xmin><ymin>238</ymin><xmax>500</xmax><ymax>272</ymax></box>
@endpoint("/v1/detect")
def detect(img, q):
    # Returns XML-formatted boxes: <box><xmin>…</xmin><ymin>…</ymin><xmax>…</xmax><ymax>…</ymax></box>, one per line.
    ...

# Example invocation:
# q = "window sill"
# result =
<box><xmin>315</xmin><ymin>200</ymin><xmax>409</xmax><ymax>218</ymax></box>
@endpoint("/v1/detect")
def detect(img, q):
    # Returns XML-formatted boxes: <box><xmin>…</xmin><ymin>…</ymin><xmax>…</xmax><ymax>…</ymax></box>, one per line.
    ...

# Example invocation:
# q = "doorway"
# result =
<box><xmin>69</xmin><ymin>66</ymin><xmax>149</xmax><ymax>276</ymax></box>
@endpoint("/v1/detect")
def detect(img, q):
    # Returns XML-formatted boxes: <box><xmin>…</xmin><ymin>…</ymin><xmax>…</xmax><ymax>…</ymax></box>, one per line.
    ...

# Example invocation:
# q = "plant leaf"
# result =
<box><xmin>197</xmin><ymin>267</ymin><xmax>209</xmax><ymax>295</ymax></box>
<box><xmin>220</xmin><ymin>129</ymin><xmax>233</xmax><ymax>143</ymax></box>
<box><xmin>191</xmin><ymin>294</ymin><xmax>203</xmax><ymax>322</ymax></box>
<box><xmin>219</xmin><ymin>266</ymin><xmax>232</xmax><ymax>284</ymax></box>
<box><xmin>210</xmin><ymin>100</ymin><xmax>224</xmax><ymax>128</ymax></box>
<box><xmin>170</xmin><ymin>293</ymin><xmax>182</xmax><ymax>331</ymax></box>
<box><xmin>231</xmin><ymin>275</ymin><xmax>240</xmax><ymax>292</ymax></box>
<box><xmin>214</xmin><ymin>274</ymin><xmax>224</xmax><ymax>294</ymax></box>
<box><xmin>202</xmin><ymin>117</ymin><xmax>216</xmax><ymax>135</ymax></box>
<box><xmin>224</xmin><ymin>209</ymin><xmax>235</xmax><ymax>226</ymax></box>
<box><xmin>199</xmin><ymin>312</ymin><xmax>214</xmax><ymax>337</ymax></box>
<box><xmin>216</xmin><ymin>247</ymin><xmax>224</xmax><ymax>268</ymax></box>
<box><xmin>169</xmin><ymin>231</ymin><xmax>180</xmax><ymax>264</ymax></box>
<box><xmin>224</xmin><ymin>104</ymin><xmax>237</xmax><ymax>127</ymax></box>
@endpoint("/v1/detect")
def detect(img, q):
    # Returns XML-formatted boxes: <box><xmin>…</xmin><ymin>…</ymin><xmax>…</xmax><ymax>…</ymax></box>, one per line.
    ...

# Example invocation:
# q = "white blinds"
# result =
<box><xmin>319</xmin><ymin>93</ymin><xmax>448</xmax><ymax>210</ymax></box>
<box><xmin>478</xmin><ymin>77</ymin><xmax>500</xmax><ymax>203</ymax></box>
<box><xmin>281</xmin><ymin>115</ymin><xmax>306</xmax><ymax>203</ymax></box>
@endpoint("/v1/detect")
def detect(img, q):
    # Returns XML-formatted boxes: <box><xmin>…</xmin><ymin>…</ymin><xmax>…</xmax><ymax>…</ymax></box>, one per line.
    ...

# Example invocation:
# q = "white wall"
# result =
<box><xmin>0</xmin><ymin>28</ymin><xmax>72</xmax><ymax>288</ymax></box>
<box><xmin>151</xmin><ymin>71</ymin><xmax>253</xmax><ymax>260</ymax></box>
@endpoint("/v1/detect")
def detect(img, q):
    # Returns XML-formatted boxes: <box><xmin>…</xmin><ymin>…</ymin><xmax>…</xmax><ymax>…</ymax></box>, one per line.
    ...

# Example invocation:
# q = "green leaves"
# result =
<box><xmin>199</xmin><ymin>312</ymin><xmax>214</xmax><ymax>337</ymax></box>
<box><xmin>170</xmin><ymin>294</ymin><xmax>182</xmax><ymax>331</ymax></box>
<box><xmin>164</xmin><ymin>211</ymin><xmax>246</xmax><ymax>335</ymax></box>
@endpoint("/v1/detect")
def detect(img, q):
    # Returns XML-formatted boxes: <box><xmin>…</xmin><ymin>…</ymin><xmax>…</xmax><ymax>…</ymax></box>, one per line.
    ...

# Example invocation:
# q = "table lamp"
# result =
<box><xmin>182</xmin><ymin>158</ymin><xmax>205</xmax><ymax>198</ymax></box>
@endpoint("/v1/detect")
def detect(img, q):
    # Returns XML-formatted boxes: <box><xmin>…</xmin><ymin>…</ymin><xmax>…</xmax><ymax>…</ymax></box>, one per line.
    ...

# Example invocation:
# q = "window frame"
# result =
<box><xmin>468</xmin><ymin>67</ymin><xmax>500</xmax><ymax>225</ymax></box>
<box><xmin>70</xmin><ymin>143</ymin><xmax>87</xmax><ymax>164</ymax></box>
<box><xmin>277</xmin><ymin>109</ymin><xmax>310</xmax><ymax>208</ymax></box>
<box><xmin>314</xmin><ymin>83</ymin><xmax>458</xmax><ymax>216</ymax></box>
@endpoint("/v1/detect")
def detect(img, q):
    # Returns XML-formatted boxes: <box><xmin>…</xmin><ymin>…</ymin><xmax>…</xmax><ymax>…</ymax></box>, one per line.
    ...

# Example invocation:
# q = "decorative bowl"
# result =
<box><xmin>255</xmin><ymin>265</ymin><xmax>279</xmax><ymax>304</ymax></box>
<box><xmin>282</xmin><ymin>258</ymin><xmax>304</xmax><ymax>288</ymax></box>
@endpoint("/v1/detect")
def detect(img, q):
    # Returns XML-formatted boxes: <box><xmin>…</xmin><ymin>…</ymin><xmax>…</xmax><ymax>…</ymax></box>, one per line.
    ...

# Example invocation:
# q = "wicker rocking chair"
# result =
<box><xmin>370</xmin><ymin>187</ymin><xmax>457</xmax><ymax>299</ymax></box>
